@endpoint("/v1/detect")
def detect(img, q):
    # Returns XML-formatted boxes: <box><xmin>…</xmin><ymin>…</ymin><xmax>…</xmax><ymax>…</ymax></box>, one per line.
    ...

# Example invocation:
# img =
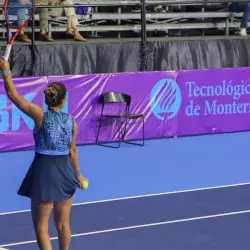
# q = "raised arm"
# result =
<box><xmin>0</xmin><ymin>58</ymin><xmax>43</xmax><ymax>127</ymax></box>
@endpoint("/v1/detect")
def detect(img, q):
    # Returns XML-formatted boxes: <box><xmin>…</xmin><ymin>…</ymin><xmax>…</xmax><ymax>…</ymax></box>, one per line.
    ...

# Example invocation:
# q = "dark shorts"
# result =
<box><xmin>18</xmin><ymin>153</ymin><xmax>78</xmax><ymax>202</ymax></box>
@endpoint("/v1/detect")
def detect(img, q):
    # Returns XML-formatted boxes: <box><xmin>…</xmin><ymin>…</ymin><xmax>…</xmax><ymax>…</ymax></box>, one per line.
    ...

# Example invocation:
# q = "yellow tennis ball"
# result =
<box><xmin>82</xmin><ymin>180</ymin><xmax>89</xmax><ymax>189</ymax></box>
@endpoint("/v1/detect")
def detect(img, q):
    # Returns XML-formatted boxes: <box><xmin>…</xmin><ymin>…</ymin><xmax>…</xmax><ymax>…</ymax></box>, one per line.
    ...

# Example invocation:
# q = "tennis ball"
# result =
<box><xmin>82</xmin><ymin>180</ymin><xmax>89</xmax><ymax>189</ymax></box>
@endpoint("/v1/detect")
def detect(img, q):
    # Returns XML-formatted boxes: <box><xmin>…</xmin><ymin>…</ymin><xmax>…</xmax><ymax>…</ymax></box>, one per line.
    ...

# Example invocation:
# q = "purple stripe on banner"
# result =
<box><xmin>0</xmin><ymin>68</ymin><xmax>250</xmax><ymax>152</ymax></box>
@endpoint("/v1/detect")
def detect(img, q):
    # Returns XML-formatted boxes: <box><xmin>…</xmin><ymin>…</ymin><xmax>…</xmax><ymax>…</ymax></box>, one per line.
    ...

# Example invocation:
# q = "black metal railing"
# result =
<box><xmin>2</xmin><ymin>0</ymin><xmax>250</xmax><ymax>70</ymax></box>
<box><xmin>25</xmin><ymin>0</ymin><xmax>250</xmax><ymax>44</ymax></box>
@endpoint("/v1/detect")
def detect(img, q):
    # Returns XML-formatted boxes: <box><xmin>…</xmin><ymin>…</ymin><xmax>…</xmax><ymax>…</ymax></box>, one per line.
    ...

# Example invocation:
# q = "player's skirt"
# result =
<box><xmin>18</xmin><ymin>153</ymin><xmax>78</xmax><ymax>202</ymax></box>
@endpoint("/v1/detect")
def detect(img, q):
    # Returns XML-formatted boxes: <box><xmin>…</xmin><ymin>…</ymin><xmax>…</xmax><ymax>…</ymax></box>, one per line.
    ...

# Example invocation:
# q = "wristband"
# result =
<box><xmin>75</xmin><ymin>169</ymin><xmax>82</xmax><ymax>177</ymax></box>
<box><xmin>2</xmin><ymin>69</ymin><xmax>10</xmax><ymax>77</ymax></box>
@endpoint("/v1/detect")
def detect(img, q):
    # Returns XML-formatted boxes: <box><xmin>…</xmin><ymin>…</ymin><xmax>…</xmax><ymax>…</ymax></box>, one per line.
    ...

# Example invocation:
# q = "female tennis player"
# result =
<box><xmin>0</xmin><ymin>58</ymin><xmax>87</xmax><ymax>250</ymax></box>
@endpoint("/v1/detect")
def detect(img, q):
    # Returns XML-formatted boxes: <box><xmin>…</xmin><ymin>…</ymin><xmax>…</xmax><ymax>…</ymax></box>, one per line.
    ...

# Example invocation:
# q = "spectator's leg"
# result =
<box><xmin>231</xmin><ymin>2</ymin><xmax>250</xmax><ymax>36</ymax></box>
<box><xmin>62</xmin><ymin>0</ymin><xmax>86</xmax><ymax>41</ymax></box>
<box><xmin>16</xmin><ymin>8</ymin><xmax>31</xmax><ymax>42</ymax></box>
<box><xmin>240</xmin><ymin>3</ymin><xmax>250</xmax><ymax>35</ymax></box>
<box><xmin>39</xmin><ymin>7</ymin><xmax>54</xmax><ymax>41</ymax></box>
<box><xmin>66</xmin><ymin>15</ymin><xmax>86</xmax><ymax>41</ymax></box>
<box><xmin>65</xmin><ymin>15</ymin><xmax>74</xmax><ymax>35</ymax></box>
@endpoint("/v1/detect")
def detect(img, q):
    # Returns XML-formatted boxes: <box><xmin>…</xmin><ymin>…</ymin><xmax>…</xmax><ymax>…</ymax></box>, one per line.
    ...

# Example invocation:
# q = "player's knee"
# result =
<box><xmin>35</xmin><ymin>223</ymin><xmax>48</xmax><ymax>236</ymax></box>
<box><xmin>55</xmin><ymin>221</ymin><xmax>70</xmax><ymax>233</ymax></box>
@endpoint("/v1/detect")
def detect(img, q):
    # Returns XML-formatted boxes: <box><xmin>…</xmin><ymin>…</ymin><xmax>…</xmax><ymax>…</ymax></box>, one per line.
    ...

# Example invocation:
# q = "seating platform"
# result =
<box><xmin>1</xmin><ymin>35</ymin><xmax>250</xmax><ymax>77</ymax></box>
<box><xmin>0</xmin><ymin>0</ymin><xmax>245</xmax><ymax>38</ymax></box>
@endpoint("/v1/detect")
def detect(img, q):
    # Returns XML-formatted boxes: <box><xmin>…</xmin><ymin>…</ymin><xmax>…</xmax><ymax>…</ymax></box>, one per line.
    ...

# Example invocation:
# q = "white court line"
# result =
<box><xmin>1</xmin><ymin>209</ymin><xmax>250</xmax><ymax>248</ymax></box>
<box><xmin>1</xmin><ymin>182</ymin><xmax>250</xmax><ymax>216</ymax></box>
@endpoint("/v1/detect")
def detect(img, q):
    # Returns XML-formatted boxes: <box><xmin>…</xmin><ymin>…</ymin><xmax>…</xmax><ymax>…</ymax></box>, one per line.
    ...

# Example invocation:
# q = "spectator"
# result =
<box><xmin>49</xmin><ymin>0</ymin><xmax>86</xmax><ymax>41</ymax></box>
<box><xmin>9</xmin><ymin>0</ymin><xmax>31</xmax><ymax>42</ymax></box>
<box><xmin>37</xmin><ymin>0</ymin><xmax>54</xmax><ymax>41</ymax></box>
<box><xmin>230</xmin><ymin>2</ymin><xmax>250</xmax><ymax>36</ymax></box>
<box><xmin>14</xmin><ymin>0</ymin><xmax>53</xmax><ymax>42</ymax></box>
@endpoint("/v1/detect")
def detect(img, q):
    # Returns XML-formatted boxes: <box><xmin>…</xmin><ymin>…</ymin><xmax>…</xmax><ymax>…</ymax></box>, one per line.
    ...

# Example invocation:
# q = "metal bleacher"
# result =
<box><xmin>0</xmin><ymin>0</ymin><xmax>246</xmax><ymax>38</ymax></box>
<box><xmin>47</xmin><ymin>0</ymin><xmax>244</xmax><ymax>37</ymax></box>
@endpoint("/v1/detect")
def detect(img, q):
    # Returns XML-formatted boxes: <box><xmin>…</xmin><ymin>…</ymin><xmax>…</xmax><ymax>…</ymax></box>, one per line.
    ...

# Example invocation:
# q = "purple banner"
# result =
<box><xmin>1</xmin><ymin>68</ymin><xmax>250</xmax><ymax>152</ymax></box>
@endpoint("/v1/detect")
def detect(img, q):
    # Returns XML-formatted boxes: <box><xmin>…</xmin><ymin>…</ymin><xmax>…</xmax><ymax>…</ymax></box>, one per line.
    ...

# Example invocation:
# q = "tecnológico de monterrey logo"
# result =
<box><xmin>150</xmin><ymin>78</ymin><xmax>182</xmax><ymax>120</ymax></box>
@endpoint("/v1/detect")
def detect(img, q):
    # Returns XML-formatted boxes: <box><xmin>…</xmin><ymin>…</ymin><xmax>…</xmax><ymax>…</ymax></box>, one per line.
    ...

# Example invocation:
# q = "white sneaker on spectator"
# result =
<box><xmin>239</xmin><ymin>28</ymin><xmax>247</xmax><ymax>36</ymax></box>
<box><xmin>154</xmin><ymin>5</ymin><xmax>166</xmax><ymax>13</ymax></box>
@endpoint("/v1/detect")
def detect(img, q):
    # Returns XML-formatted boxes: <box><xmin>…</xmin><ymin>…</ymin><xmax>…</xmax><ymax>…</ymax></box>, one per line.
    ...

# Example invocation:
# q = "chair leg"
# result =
<box><xmin>122</xmin><ymin>118</ymin><xmax>128</xmax><ymax>141</ymax></box>
<box><xmin>96</xmin><ymin>117</ymin><xmax>102</xmax><ymax>145</ymax></box>
<box><xmin>96</xmin><ymin>116</ymin><xmax>144</xmax><ymax>148</ymax></box>
<box><xmin>142</xmin><ymin>117</ymin><xmax>145</xmax><ymax>146</ymax></box>
<box><xmin>97</xmin><ymin>118</ymin><xmax>122</xmax><ymax>148</ymax></box>
<box><xmin>117</xmin><ymin>118</ymin><xmax>122</xmax><ymax>148</ymax></box>
<box><xmin>123</xmin><ymin>117</ymin><xmax>144</xmax><ymax>146</ymax></box>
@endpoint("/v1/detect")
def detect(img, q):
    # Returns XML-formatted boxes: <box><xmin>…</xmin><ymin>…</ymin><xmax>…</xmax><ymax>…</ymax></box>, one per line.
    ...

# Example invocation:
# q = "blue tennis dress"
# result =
<box><xmin>18</xmin><ymin>109</ymin><xmax>78</xmax><ymax>202</ymax></box>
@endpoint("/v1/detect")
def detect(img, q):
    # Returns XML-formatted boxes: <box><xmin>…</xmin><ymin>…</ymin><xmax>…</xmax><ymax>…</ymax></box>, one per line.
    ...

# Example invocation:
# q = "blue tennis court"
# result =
<box><xmin>1</xmin><ymin>132</ymin><xmax>250</xmax><ymax>250</ymax></box>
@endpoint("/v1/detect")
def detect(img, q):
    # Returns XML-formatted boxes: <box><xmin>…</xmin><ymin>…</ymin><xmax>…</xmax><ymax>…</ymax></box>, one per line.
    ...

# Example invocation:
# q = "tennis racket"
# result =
<box><xmin>3</xmin><ymin>0</ymin><xmax>34</xmax><ymax>60</ymax></box>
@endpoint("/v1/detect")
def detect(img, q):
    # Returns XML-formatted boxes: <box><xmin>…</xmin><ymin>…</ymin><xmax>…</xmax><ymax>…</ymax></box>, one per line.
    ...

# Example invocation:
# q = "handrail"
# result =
<box><xmin>2</xmin><ymin>0</ymin><xmax>245</xmax><ymax>67</ymax></box>
<box><xmin>2</xmin><ymin>0</ymin><xmax>250</xmax><ymax>8</ymax></box>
